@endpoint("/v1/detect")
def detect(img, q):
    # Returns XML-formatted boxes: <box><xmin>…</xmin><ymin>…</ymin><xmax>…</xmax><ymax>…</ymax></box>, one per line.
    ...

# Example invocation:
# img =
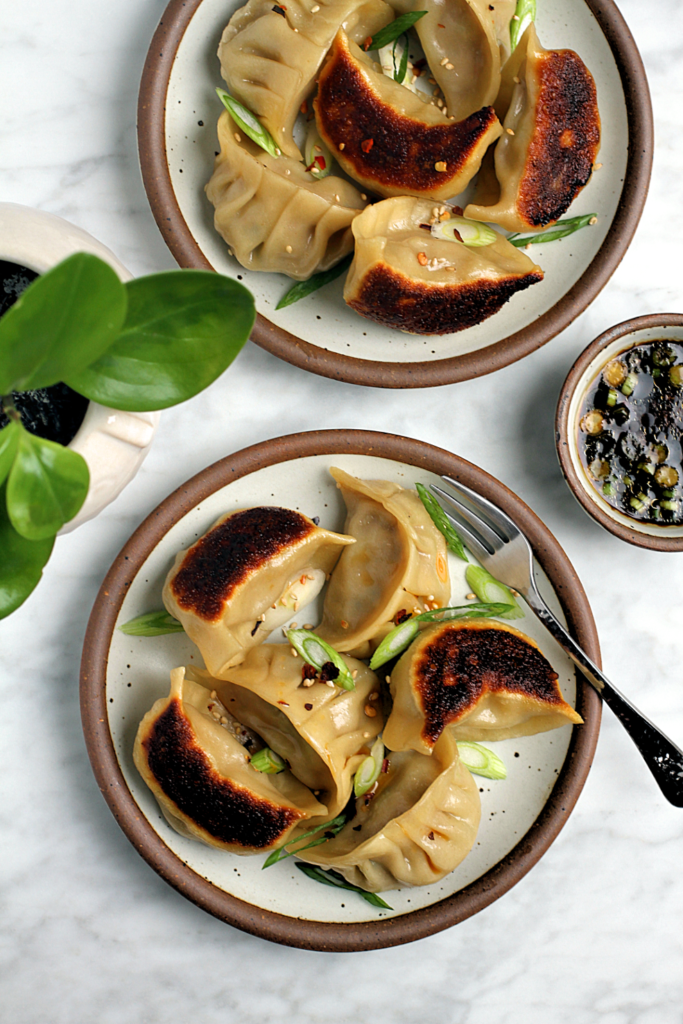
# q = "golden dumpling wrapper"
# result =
<box><xmin>384</xmin><ymin>618</ymin><xmax>583</xmax><ymax>754</ymax></box>
<box><xmin>298</xmin><ymin>730</ymin><xmax>481</xmax><ymax>891</ymax></box>
<box><xmin>318</xmin><ymin>468</ymin><xmax>451</xmax><ymax>656</ymax></box>
<box><xmin>133</xmin><ymin>667</ymin><xmax>326</xmax><ymax>855</ymax></box>
<box><xmin>163</xmin><ymin>505</ymin><xmax>354</xmax><ymax>676</ymax></box>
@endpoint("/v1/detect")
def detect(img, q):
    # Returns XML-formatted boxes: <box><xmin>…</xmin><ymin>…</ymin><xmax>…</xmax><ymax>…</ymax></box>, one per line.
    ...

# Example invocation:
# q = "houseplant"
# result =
<box><xmin>0</xmin><ymin>251</ymin><xmax>255</xmax><ymax>618</ymax></box>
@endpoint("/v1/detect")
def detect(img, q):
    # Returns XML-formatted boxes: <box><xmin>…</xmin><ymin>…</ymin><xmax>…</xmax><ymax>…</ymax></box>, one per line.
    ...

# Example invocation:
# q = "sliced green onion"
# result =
<box><xmin>510</xmin><ymin>0</ymin><xmax>536</xmax><ymax>52</ymax></box>
<box><xmin>457</xmin><ymin>741</ymin><xmax>507</xmax><ymax>780</ymax></box>
<box><xmin>354</xmin><ymin>735</ymin><xmax>385</xmax><ymax>797</ymax></box>
<box><xmin>366</xmin><ymin>11</ymin><xmax>427</xmax><ymax>52</ymax></box>
<box><xmin>394</xmin><ymin>34</ymin><xmax>409</xmax><ymax>83</ymax></box>
<box><xmin>465</xmin><ymin>565</ymin><xmax>524</xmax><ymax>620</ymax></box>
<box><xmin>415</xmin><ymin>482</ymin><xmax>468</xmax><ymax>562</ymax></box>
<box><xmin>669</xmin><ymin>365</ymin><xmax>683</xmax><ymax>387</ymax></box>
<box><xmin>661</xmin><ymin>500</ymin><xmax>679</xmax><ymax>512</ymax></box>
<box><xmin>606</xmin><ymin>388</ymin><xmax>618</xmax><ymax>407</ymax></box>
<box><xmin>620</xmin><ymin>372</ymin><xmax>637</xmax><ymax>397</ymax></box>
<box><xmin>119</xmin><ymin>610</ymin><xmax>184</xmax><ymax>636</ymax></box>
<box><xmin>508</xmin><ymin>213</ymin><xmax>597</xmax><ymax>247</ymax></box>
<box><xmin>369</xmin><ymin>618</ymin><xmax>420</xmax><ymax>670</ymax></box>
<box><xmin>216</xmin><ymin>88</ymin><xmax>280</xmax><ymax>158</ymax></box>
<box><xmin>276</xmin><ymin>253</ymin><xmax>353</xmax><ymax>309</ymax></box>
<box><xmin>369</xmin><ymin>603</ymin><xmax>513</xmax><ymax>670</ymax></box>
<box><xmin>295</xmin><ymin>862</ymin><xmax>393</xmax><ymax>910</ymax></box>
<box><xmin>304</xmin><ymin>125</ymin><xmax>332</xmax><ymax>179</ymax></box>
<box><xmin>431</xmin><ymin>216</ymin><xmax>497</xmax><ymax>247</ymax></box>
<box><xmin>286</xmin><ymin>628</ymin><xmax>355</xmax><ymax>690</ymax></box>
<box><xmin>250</xmin><ymin>747</ymin><xmax>287</xmax><ymax>773</ymax></box>
<box><xmin>262</xmin><ymin>813</ymin><xmax>348</xmax><ymax>868</ymax></box>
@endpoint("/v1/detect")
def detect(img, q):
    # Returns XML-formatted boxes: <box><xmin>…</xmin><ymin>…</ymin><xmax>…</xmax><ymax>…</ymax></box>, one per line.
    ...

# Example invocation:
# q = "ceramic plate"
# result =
<box><xmin>80</xmin><ymin>430</ymin><xmax>600</xmax><ymax>950</ymax></box>
<box><xmin>138</xmin><ymin>0</ymin><xmax>651</xmax><ymax>388</ymax></box>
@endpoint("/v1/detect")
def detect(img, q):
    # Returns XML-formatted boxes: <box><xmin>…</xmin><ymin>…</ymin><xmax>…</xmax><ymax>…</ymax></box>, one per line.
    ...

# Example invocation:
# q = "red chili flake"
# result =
<box><xmin>300</xmin><ymin>100</ymin><xmax>308</xmax><ymax>114</ymax></box>
<box><xmin>381</xmin><ymin>757</ymin><xmax>389</xmax><ymax>774</ymax></box>
<box><xmin>452</xmin><ymin>205</ymin><xmax>464</xmax><ymax>216</ymax></box>
<box><xmin>437</xmin><ymin>22</ymin><xmax>445</xmax><ymax>27</ymax></box>
<box><xmin>413</xmin><ymin>58</ymin><xmax>427</xmax><ymax>70</ymax></box>
<box><xmin>315</xmin><ymin>155</ymin><xmax>326</xmax><ymax>170</ymax></box>
<box><xmin>393</xmin><ymin>609</ymin><xmax>411</xmax><ymax>625</ymax></box>
<box><xmin>361</xmin><ymin>138</ymin><xmax>374</xmax><ymax>154</ymax></box>
<box><xmin>428</xmin><ymin>830</ymin><xmax>435</xmax><ymax>841</ymax></box>
<box><xmin>363</xmin><ymin>36</ymin><xmax>373</xmax><ymax>50</ymax></box>
<box><xmin>302</xmin><ymin>663</ymin><xmax>317</xmax><ymax>681</ymax></box>
<box><xmin>277</xmin><ymin>700</ymin><xmax>290</xmax><ymax>706</ymax></box>
<box><xmin>320</xmin><ymin>661</ymin><xmax>339</xmax><ymax>683</ymax></box>
<box><xmin>304</xmin><ymin>703</ymin><xmax>313</xmax><ymax>711</ymax></box>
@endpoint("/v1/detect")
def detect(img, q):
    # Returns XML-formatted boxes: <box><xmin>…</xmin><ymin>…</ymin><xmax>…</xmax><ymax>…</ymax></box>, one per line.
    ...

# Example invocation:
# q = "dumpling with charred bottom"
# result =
<box><xmin>383</xmin><ymin>619</ymin><xmax>583</xmax><ymax>755</ymax></box>
<box><xmin>134</xmin><ymin>667</ymin><xmax>326</xmax><ymax>854</ymax></box>
<box><xmin>163</xmin><ymin>506</ymin><xmax>354</xmax><ymax>677</ymax></box>
<box><xmin>344</xmin><ymin>196</ymin><xmax>543</xmax><ymax>335</ymax></box>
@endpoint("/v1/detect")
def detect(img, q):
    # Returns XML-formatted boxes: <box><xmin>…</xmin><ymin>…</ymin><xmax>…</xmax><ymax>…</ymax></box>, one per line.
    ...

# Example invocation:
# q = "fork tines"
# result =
<box><xmin>431</xmin><ymin>476</ymin><xmax>514</xmax><ymax>561</ymax></box>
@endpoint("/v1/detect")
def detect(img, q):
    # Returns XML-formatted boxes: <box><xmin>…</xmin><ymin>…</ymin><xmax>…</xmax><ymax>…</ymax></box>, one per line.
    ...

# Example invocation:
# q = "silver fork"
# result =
<box><xmin>432</xmin><ymin>476</ymin><xmax>683</xmax><ymax>807</ymax></box>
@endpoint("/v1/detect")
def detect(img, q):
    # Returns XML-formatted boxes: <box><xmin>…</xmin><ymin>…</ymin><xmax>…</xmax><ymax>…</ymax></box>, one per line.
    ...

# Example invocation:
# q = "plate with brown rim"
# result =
<box><xmin>138</xmin><ymin>0</ymin><xmax>652</xmax><ymax>389</ymax></box>
<box><xmin>80</xmin><ymin>429</ymin><xmax>600</xmax><ymax>951</ymax></box>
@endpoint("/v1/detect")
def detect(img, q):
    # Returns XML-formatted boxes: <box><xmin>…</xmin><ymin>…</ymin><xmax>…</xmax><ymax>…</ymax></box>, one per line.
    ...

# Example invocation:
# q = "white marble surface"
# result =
<box><xmin>2</xmin><ymin>1</ymin><xmax>683</xmax><ymax>1020</ymax></box>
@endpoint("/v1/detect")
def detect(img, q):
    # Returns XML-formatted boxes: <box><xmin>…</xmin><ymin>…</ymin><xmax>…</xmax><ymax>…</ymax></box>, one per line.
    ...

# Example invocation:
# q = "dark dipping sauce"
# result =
<box><xmin>578</xmin><ymin>339</ymin><xmax>683</xmax><ymax>524</ymax></box>
<box><xmin>0</xmin><ymin>259</ymin><xmax>89</xmax><ymax>447</ymax></box>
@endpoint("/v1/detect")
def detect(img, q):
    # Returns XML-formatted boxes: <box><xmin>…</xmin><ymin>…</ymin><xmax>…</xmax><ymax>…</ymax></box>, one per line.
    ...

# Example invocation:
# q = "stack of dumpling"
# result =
<box><xmin>206</xmin><ymin>0</ymin><xmax>600</xmax><ymax>336</ymax></box>
<box><xmin>134</xmin><ymin>469</ymin><xmax>582</xmax><ymax>895</ymax></box>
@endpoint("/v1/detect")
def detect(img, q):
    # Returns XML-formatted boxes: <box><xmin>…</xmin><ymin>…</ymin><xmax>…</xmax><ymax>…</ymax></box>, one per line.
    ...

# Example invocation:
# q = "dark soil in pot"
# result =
<box><xmin>0</xmin><ymin>259</ymin><xmax>89</xmax><ymax>446</ymax></box>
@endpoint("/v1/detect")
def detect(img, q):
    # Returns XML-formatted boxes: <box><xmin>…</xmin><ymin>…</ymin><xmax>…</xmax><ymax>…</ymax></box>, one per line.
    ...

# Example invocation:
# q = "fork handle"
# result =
<box><xmin>525</xmin><ymin>590</ymin><xmax>683</xmax><ymax>807</ymax></box>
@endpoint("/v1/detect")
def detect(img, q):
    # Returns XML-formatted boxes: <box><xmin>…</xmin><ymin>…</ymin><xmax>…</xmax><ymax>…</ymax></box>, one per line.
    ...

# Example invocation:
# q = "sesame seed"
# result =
<box><xmin>210</xmin><ymin>691</ymin><xmax>217</xmax><ymax>699</ymax></box>
<box><xmin>303</xmin><ymin>623</ymin><xmax>314</xmax><ymax>630</ymax></box>
<box><xmin>512</xmin><ymin>13</ymin><xmax>519</xmax><ymax>19</ymax></box>
<box><xmin>593</xmin><ymin>163</ymin><xmax>603</xmax><ymax>170</ymax></box>
<box><xmin>385</xmin><ymin>675</ymin><xmax>391</xmax><ymax>683</ymax></box>
<box><xmin>445</xmin><ymin>62</ymin><xmax>454</xmax><ymax>70</ymax></box>
<box><xmin>227</xmin><ymin>249</ymin><xmax>233</xmax><ymax>256</ymax></box>
<box><xmin>417</xmin><ymin>251</ymin><xmax>428</xmax><ymax>266</ymax></box>
<box><xmin>334</xmin><ymin>194</ymin><xmax>340</xmax><ymax>202</ymax></box>
<box><xmin>311</xmin><ymin>3</ymin><xmax>320</xmax><ymax>9</ymax></box>
<box><xmin>339</xmin><ymin>142</ymin><xmax>345</xmax><ymax>150</ymax></box>
<box><xmin>589</xmin><ymin>216</ymin><xmax>598</xmax><ymax>225</ymax></box>
<box><xmin>290</xmin><ymin>621</ymin><xmax>298</xmax><ymax>628</ymax></box>
<box><xmin>434</xmin><ymin>160</ymin><xmax>447</xmax><ymax>172</ymax></box>
<box><xmin>291</xmin><ymin>648</ymin><xmax>298</xmax><ymax>657</ymax></box>
<box><xmin>364</xmin><ymin>705</ymin><xmax>377</xmax><ymax>717</ymax></box>
<box><xmin>525</xmin><ymin>242</ymin><xmax>532</xmax><ymax>249</ymax></box>
<box><xmin>369</xmin><ymin>691</ymin><xmax>378</xmax><ymax>700</ymax></box>
<box><xmin>285</xmin><ymin>169</ymin><xmax>291</xmax><ymax>175</ymax></box>
<box><xmin>361</xmin><ymin>193</ymin><xmax>367</xmax><ymax>199</ymax></box>
<box><xmin>326</xmin><ymin>680</ymin><xmax>335</xmax><ymax>688</ymax></box>
<box><xmin>440</xmin><ymin>57</ymin><xmax>449</xmax><ymax>66</ymax></box>
<box><xmin>285</xmin><ymin>244</ymin><xmax>293</xmax><ymax>253</ymax></box>
<box><xmin>363</xmin><ymin>732</ymin><xmax>371</xmax><ymax>739</ymax></box>
<box><xmin>352</xmin><ymin>670</ymin><xmax>358</xmax><ymax>679</ymax></box>
<box><xmin>428</xmin><ymin>594</ymin><xmax>435</xmax><ymax>601</ymax></box>
<box><xmin>466</xmin><ymin>592</ymin><xmax>476</xmax><ymax>600</ymax></box>
<box><xmin>220</xmin><ymin>716</ymin><xmax>228</xmax><ymax>724</ymax></box>
<box><xmin>341</xmin><ymin>619</ymin><xmax>349</xmax><ymax>628</ymax></box>
<box><xmin>303</xmin><ymin>678</ymin><xmax>315</xmax><ymax>687</ymax></box>
<box><xmin>513</xmin><ymin>75</ymin><xmax>520</xmax><ymax>84</ymax></box>
<box><xmin>234</xmin><ymin>132</ymin><xmax>241</xmax><ymax>142</ymax></box>
<box><xmin>436</xmin><ymin>98</ymin><xmax>444</xmax><ymax>108</ymax></box>
<box><xmin>275</xmin><ymin>147</ymin><xmax>281</xmax><ymax>155</ymax></box>
<box><xmin>506</xmin><ymin>128</ymin><xmax>515</xmax><ymax>136</ymax></box>
<box><xmin>428</xmin><ymin>77</ymin><xmax>436</xmax><ymax>85</ymax></box>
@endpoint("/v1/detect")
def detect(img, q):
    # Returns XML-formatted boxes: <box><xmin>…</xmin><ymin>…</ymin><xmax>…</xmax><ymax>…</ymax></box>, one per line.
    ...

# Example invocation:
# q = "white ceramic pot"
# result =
<box><xmin>0</xmin><ymin>203</ymin><xmax>160</xmax><ymax>532</ymax></box>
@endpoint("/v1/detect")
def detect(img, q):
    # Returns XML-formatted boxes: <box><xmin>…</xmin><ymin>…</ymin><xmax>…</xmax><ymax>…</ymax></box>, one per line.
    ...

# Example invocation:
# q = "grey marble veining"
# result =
<box><xmin>3</xmin><ymin>0</ymin><xmax>683</xmax><ymax>1021</ymax></box>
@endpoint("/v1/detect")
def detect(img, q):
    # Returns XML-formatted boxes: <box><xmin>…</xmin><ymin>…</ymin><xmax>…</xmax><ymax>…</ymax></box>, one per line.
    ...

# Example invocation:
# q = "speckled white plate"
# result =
<box><xmin>80</xmin><ymin>430</ymin><xmax>600</xmax><ymax>950</ymax></box>
<box><xmin>138</xmin><ymin>0</ymin><xmax>651</xmax><ymax>386</ymax></box>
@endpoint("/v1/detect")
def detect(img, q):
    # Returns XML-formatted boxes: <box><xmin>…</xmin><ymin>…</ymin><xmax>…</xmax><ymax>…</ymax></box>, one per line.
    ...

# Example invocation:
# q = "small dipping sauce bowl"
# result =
<box><xmin>556</xmin><ymin>314</ymin><xmax>683</xmax><ymax>551</ymax></box>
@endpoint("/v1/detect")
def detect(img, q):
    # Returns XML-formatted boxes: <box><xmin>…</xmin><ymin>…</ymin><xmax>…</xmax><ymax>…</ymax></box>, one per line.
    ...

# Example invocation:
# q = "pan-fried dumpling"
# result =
<box><xmin>133</xmin><ymin>667</ymin><xmax>326</xmax><ymax>854</ymax></box>
<box><xmin>465</xmin><ymin>24</ymin><xmax>601</xmax><ymax>232</ymax></box>
<box><xmin>314</xmin><ymin>30</ymin><xmax>501</xmax><ymax>201</ymax></box>
<box><xmin>298</xmin><ymin>730</ymin><xmax>480</xmax><ymax>891</ymax></box>
<box><xmin>218</xmin><ymin>0</ymin><xmax>394</xmax><ymax>160</ymax></box>
<box><xmin>206</xmin><ymin>112</ymin><xmax>367</xmax><ymax>280</ymax></box>
<box><xmin>343</xmin><ymin>196</ymin><xmax>543</xmax><ymax>335</ymax></box>
<box><xmin>384</xmin><ymin>618</ymin><xmax>583</xmax><ymax>754</ymax></box>
<box><xmin>199</xmin><ymin>645</ymin><xmax>383</xmax><ymax>820</ymax></box>
<box><xmin>318</xmin><ymin>468</ymin><xmax>450</xmax><ymax>657</ymax></box>
<box><xmin>163</xmin><ymin>505</ymin><xmax>354</xmax><ymax>676</ymax></box>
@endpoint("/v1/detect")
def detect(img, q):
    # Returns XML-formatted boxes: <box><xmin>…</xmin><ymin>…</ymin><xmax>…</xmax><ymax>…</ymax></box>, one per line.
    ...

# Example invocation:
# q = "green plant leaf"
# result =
<box><xmin>0</xmin><ymin>420</ymin><xmax>20</xmax><ymax>486</ymax></box>
<box><xmin>0</xmin><ymin>483</ymin><xmax>54</xmax><ymax>618</ymax></box>
<box><xmin>64</xmin><ymin>271</ymin><xmax>255</xmax><ymax>411</ymax></box>
<box><xmin>0</xmin><ymin>253</ymin><xmax>127</xmax><ymax>394</ymax></box>
<box><xmin>6</xmin><ymin>424</ymin><xmax>89</xmax><ymax>540</ymax></box>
